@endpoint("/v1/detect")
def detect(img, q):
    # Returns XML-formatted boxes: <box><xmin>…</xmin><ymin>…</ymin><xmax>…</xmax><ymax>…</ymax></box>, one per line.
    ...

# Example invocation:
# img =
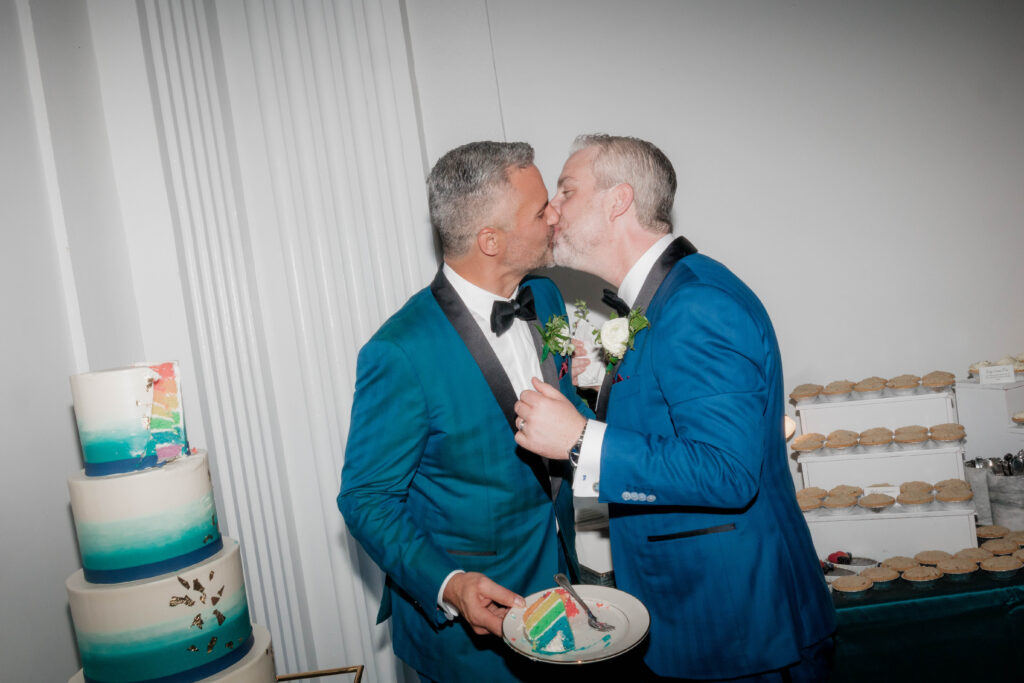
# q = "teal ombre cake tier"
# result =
<box><xmin>65</xmin><ymin>363</ymin><xmax>273</xmax><ymax>682</ymax></box>
<box><xmin>68</xmin><ymin>624</ymin><xmax>276</xmax><ymax>683</ymax></box>
<box><xmin>68</xmin><ymin>451</ymin><xmax>221</xmax><ymax>583</ymax></box>
<box><xmin>71</xmin><ymin>363</ymin><xmax>189</xmax><ymax>476</ymax></box>
<box><xmin>76</xmin><ymin>490</ymin><xmax>217</xmax><ymax>569</ymax></box>
<box><xmin>67</xmin><ymin>539</ymin><xmax>253</xmax><ymax>683</ymax></box>
<box><xmin>78</xmin><ymin>425</ymin><xmax>154</xmax><ymax>468</ymax></box>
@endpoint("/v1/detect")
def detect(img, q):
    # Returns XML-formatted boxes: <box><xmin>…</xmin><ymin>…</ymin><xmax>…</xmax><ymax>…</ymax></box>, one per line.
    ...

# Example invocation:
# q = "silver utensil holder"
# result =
<box><xmin>964</xmin><ymin>466</ymin><xmax>993</xmax><ymax>525</ymax></box>
<box><xmin>987</xmin><ymin>471</ymin><xmax>1024</xmax><ymax>529</ymax></box>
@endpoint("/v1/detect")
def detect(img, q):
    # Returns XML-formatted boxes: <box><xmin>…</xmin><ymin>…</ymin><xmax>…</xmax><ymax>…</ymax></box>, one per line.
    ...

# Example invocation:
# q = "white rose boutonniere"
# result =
<box><xmin>599</xmin><ymin>318</ymin><xmax>630</xmax><ymax>358</ymax></box>
<box><xmin>596</xmin><ymin>308</ymin><xmax>650</xmax><ymax>371</ymax></box>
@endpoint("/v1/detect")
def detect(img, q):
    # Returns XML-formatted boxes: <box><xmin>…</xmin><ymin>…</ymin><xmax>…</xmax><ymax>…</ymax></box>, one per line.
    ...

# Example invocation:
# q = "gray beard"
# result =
<box><xmin>553</xmin><ymin>239</ymin><xmax>586</xmax><ymax>269</ymax></box>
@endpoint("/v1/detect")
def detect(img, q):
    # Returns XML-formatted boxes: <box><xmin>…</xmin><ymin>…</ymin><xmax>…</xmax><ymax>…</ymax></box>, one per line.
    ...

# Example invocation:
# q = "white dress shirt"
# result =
<box><xmin>437</xmin><ymin>264</ymin><xmax>544</xmax><ymax>616</ymax></box>
<box><xmin>573</xmin><ymin>234</ymin><xmax>675</xmax><ymax>497</ymax></box>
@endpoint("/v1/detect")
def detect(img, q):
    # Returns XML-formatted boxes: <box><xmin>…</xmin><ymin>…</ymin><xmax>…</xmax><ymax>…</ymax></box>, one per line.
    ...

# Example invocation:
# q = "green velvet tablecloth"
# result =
<box><xmin>832</xmin><ymin>571</ymin><xmax>1024</xmax><ymax>681</ymax></box>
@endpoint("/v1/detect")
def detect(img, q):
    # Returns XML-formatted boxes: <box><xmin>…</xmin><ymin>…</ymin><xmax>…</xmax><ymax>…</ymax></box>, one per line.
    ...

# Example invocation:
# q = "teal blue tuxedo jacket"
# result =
<box><xmin>598</xmin><ymin>239</ymin><xmax>835</xmax><ymax>678</ymax></box>
<box><xmin>339</xmin><ymin>272</ymin><xmax>587</xmax><ymax>682</ymax></box>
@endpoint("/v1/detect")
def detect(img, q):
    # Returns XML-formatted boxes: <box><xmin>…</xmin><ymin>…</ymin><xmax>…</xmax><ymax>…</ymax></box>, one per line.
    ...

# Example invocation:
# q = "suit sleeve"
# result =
<box><xmin>599</xmin><ymin>285</ymin><xmax>767</xmax><ymax>509</ymax></box>
<box><xmin>338</xmin><ymin>338</ymin><xmax>457</xmax><ymax>625</ymax></box>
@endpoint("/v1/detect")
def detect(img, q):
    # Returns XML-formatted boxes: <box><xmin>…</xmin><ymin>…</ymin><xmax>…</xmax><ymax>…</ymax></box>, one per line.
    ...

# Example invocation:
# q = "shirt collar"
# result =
<box><xmin>442</xmin><ymin>263</ymin><xmax>517</xmax><ymax>319</ymax></box>
<box><xmin>617</xmin><ymin>234</ymin><xmax>675</xmax><ymax>307</ymax></box>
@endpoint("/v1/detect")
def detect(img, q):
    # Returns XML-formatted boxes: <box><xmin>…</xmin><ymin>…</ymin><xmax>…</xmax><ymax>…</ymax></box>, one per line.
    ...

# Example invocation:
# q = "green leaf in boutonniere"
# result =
<box><xmin>627</xmin><ymin>308</ymin><xmax>650</xmax><ymax>337</ymax></box>
<box><xmin>535</xmin><ymin>314</ymin><xmax>574</xmax><ymax>361</ymax></box>
<box><xmin>572</xmin><ymin>299</ymin><xmax>590</xmax><ymax>328</ymax></box>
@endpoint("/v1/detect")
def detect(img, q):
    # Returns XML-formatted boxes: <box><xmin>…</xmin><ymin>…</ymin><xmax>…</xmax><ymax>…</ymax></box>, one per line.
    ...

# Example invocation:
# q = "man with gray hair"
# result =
<box><xmin>339</xmin><ymin>141</ymin><xmax>590</xmax><ymax>682</ymax></box>
<box><xmin>514</xmin><ymin>135</ymin><xmax>836</xmax><ymax>681</ymax></box>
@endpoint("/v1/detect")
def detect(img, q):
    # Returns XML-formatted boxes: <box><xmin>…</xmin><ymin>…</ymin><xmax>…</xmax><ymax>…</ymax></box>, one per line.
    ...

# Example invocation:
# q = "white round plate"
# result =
<box><xmin>502</xmin><ymin>584</ymin><xmax>649</xmax><ymax>664</ymax></box>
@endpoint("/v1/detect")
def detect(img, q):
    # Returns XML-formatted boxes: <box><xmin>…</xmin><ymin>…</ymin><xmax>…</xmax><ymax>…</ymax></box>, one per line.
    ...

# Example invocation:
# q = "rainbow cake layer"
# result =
<box><xmin>522</xmin><ymin>588</ymin><xmax>577</xmax><ymax>654</ymax></box>
<box><xmin>70</xmin><ymin>362</ymin><xmax>189</xmax><ymax>476</ymax></box>
<box><xmin>68</xmin><ymin>450</ymin><xmax>221</xmax><ymax>583</ymax></box>
<box><xmin>67</xmin><ymin>539</ymin><xmax>253</xmax><ymax>683</ymax></box>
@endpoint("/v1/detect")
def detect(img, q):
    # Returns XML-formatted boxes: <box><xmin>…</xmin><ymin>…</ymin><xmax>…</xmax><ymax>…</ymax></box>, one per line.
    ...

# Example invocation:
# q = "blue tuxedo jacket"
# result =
<box><xmin>597</xmin><ymin>239</ymin><xmax>835</xmax><ymax>678</ymax></box>
<box><xmin>339</xmin><ymin>272</ymin><xmax>587</xmax><ymax>682</ymax></box>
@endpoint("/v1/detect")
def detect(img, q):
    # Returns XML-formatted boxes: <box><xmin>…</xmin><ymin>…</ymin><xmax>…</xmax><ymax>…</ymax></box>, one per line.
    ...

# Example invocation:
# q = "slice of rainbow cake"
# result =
<box><xmin>145</xmin><ymin>361</ymin><xmax>189</xmax><ymax>463</ymax></box>
<box><xmin>522</xmin><ymin>588</ymin><xmax>577</xmax><ymax>653</ymax></box>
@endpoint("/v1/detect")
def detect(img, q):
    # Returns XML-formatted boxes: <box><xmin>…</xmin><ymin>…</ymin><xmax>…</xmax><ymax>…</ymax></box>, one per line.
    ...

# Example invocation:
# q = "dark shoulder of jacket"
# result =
<box><xmin>520</xmin><ymin>273</ymin><xmax>564</xmax><ymax>307</ymax></box>
<box><xmin>663</xmin><ymin>255</ymin><xmax>773</xmax><ymax>334</ymax></box>
<box><xmin>366</xmin><ymin>285</ymin><xmax>437</xmax><ymax>345</ymax></box>
<box><xmin>678</xmin><ymin>254</ymin><xmax>768</xmax><ymax>317</ymax></box>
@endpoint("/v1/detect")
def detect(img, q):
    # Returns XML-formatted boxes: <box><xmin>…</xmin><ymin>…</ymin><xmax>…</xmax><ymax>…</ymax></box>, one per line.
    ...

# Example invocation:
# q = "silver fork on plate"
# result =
<box><xmin>553</xmin><ymin>573</ymin><xmax>615</xmax><ymax>632</ymax></box>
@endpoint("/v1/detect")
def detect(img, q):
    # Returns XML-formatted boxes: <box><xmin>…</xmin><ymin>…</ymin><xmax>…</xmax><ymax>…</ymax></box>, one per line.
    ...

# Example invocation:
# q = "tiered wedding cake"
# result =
<box><xmin>65</xmin><ymin>362</ymin><xmax>276</xmax><ymax>683</ymax></box>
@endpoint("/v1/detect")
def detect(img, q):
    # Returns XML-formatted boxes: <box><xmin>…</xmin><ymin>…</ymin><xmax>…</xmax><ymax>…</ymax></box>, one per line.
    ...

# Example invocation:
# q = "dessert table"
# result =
<box><xmin>831</xmin><ymin>572</ymin><xmax>1024</xmax><ymax>681</ymax></box>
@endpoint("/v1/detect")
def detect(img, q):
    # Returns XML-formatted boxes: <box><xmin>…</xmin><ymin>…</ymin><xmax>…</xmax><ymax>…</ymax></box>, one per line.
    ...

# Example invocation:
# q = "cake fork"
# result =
<box><xmin>553</xmin><ymin>573</ymin><xmax>615</xmax><ymax>632</ymax></box>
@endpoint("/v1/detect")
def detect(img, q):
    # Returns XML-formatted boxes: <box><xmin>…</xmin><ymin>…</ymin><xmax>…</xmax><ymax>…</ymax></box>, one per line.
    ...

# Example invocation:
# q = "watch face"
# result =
<box><xmin>568</xmin><ymin>422</ymin><xmax>587</xmax><ymax>466</ymax></box>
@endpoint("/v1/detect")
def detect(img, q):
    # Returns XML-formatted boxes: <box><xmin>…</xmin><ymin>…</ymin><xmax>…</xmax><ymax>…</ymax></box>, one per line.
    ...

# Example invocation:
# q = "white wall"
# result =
<box><xmin>28</xmin><ymin>0</ymin><xmax>146</xmax><ymax>370</ymax></box>
<box><xmin>0</xmin><ymin>0</ymin><xmax>85</xmax><ymax>679</ymax></box>
<box><xmin>5</xmin><ymin>2</ymin><xmax>1024</xmax><ymax>680</ymax></box>
<box><xmin>407</xmin><ymin>0</ymin><xmax>1024</xmax><ymax>411</ymax></box>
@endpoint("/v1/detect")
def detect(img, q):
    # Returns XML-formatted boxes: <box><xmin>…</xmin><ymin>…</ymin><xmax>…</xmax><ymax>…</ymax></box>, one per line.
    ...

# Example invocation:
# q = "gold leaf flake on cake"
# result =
<box><xmin>187</xmin><ymin>645</ymin><xmax>198</xmax><ymax>652</ymax></box>
<box><xmin>211</xmin><ymin>595</ymin><xmax>220</xmax><ymax>606</ymax></box>
<box><xmin>203</xmin><ymin>535</ymin><xmax>213</xmax><ymax>544</ymax></box>
<box><xmin>209</xmin><ymin>570</ymin><xmax>215</xmax><ymax>581</ymax></box>
<box><xmin>225</xmin><ymin>641</ymin><xmax>233</xmax><ymax>649</ymax></box>
<box><xmin>213</xmin><ymin>609</ymin><xmax>226</xmax><ymax>626</ymax></box>
<box><xmin>192</xmin><ymin>614</ymin><xmax>204</xmax><ymax>630</ymax></box>
<box><xmin>192</xmin><ymin>578</ymin><xmax>204</xmax><ymax>593</ymax></box>
<box><xmin>207</xmin><ymin>636</ymin><xmax>217</xmax><ymax>653</ymax></box>
<box><xmin>177</xmin><ymin>576</ymin><xmax>190</xmax><ymax>590</ymax></box>
<box><xmin>170</xmin><ymin>595</ymin><xmax>195</xmax><ymax>607</ymax></box>
<box><xmin>217</xmin><ymin>586</ymin><xmax>224</xmax><ymax>596</ymax></box>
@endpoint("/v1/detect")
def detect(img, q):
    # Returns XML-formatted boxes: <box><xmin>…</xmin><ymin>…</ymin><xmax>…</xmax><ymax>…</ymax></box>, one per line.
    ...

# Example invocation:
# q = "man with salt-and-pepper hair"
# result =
<box><xmin>514</xmin><ymin>134</ymin><xmax>836</xmax><ymax>681</ymax></box>
<box><xmin>339</xmin><ymin>141</ymin><xmax>591</xmax><ymax>682</ymax></box>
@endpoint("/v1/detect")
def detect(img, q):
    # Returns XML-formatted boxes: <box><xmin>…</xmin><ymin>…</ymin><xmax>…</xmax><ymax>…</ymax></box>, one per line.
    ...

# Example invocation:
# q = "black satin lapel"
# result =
<box><xmin>595</xmin><ymin>236</ymin><xmax>697</xmax><ymax>421</ymax></box>
<box><xmin>430</xmin><ymin>271</ymin><xmax>553</xmax><ymax>499</ymax></box>
<box><xmin>430</xmin><ymin>270</ymin><xmax>518</xmax><ymax>428</ymax></box>
<box><xmin>633</xmin><ymin>236</ymin><xmax>698</xmax><ymax>312</ymax></box>
<box><xmin>595</xmin><ymin>360</ymin><xmax>618</xmax><ymax>421</ymax></box>
<box><xmin>528</xmin><ymin>318</ymin><xmax>565</xmax><ymax>497</ymax></box>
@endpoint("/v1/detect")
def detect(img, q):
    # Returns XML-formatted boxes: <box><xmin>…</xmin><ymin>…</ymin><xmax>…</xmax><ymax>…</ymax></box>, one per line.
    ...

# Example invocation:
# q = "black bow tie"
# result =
<box><xmin>490</xmin><ymin>287</ymin><xmax>537</xmax><ymax>336</ymax></box>
<box><xmin>602</xmin><ymin>288</ymin><xmax>631</xmax><ymax>317</ymax></box>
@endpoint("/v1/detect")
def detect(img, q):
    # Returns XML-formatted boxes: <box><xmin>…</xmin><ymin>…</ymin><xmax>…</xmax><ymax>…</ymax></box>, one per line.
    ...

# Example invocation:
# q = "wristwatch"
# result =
<box><xmin>568</xmin><ymin>420</ymin><xmax>588</xmax><ymax>466</ymax></box>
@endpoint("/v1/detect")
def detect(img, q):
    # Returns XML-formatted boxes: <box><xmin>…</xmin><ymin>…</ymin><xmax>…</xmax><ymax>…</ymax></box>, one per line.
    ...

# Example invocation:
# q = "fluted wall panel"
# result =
<box><xmin>137</xmin><ymin>0</ymin><xmax>433</xmax><ymax>679</ymax></box>
<box><xmin>141</xmin><ymin>0</ymin><xmax>314</xmax><ymax>672</ymax></box>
